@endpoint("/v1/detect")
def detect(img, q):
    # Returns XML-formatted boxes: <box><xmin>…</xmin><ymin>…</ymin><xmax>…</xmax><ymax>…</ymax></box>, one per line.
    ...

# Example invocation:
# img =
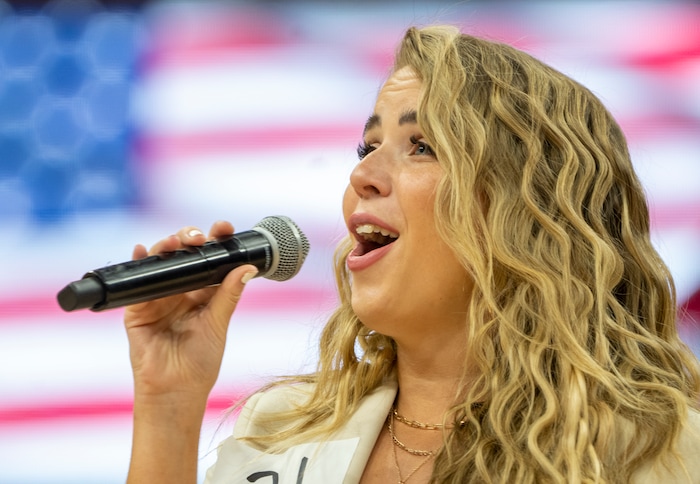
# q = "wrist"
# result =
<box><xmin>128</xmin><ymin>392</ymin><xmax>207</xmax><ymax>484</ymax></box>
<box><xmin>132</xmin><ymin>390</ymin><xmax>209</xmax><ymax>421</ymax></box>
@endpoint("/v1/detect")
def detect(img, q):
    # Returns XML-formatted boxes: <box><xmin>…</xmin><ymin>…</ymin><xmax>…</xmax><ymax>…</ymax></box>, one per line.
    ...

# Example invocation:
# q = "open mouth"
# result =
<box><xmin>354</xmin><ymin>223</ymin><xmax>399</xmax><ymax>256</ymax></box>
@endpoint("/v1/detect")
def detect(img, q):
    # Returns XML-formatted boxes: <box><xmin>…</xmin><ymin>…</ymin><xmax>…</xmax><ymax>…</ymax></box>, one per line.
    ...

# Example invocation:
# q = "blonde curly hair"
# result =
<box><xmin>243</xmin><ymin>25</ymin><xmax>700</xmax><ymax>483</ymax></box>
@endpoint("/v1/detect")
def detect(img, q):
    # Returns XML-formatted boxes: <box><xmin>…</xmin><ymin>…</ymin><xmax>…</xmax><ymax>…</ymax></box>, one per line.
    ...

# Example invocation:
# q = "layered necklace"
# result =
<box><xmin>386</xmin><ymin>405</ymin><xmax>445</xmax><ymax>484</ymax></box>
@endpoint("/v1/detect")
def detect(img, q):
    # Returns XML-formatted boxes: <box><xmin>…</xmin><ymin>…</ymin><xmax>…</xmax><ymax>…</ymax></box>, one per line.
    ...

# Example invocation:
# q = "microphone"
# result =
<box><xmin>57</xmin><ymin>215</ymin><xmax>310</xmax><ymax>312</ymax></box>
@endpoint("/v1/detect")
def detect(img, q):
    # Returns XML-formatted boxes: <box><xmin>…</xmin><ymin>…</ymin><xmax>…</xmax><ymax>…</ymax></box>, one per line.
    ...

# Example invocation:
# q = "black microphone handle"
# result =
<box><xmin>57</xmin><ymin>230</ymin><xmax>274</xmax><ymax>312</ymax></box>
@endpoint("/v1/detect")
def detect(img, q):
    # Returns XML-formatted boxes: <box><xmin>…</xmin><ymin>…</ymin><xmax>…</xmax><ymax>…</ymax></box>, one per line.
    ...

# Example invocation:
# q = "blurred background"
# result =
<box><xmin>0</xmin><ymin>0</ymin><xmax>698</xmax><ymax>482</ymax></box>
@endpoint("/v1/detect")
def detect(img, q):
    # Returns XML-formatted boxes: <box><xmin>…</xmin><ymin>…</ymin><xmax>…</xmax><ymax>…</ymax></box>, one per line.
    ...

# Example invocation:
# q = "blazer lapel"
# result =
<box><xmin>337</xmin><ymin>380</ymin><xmax>398</xmax><ymax>484</ymax></box>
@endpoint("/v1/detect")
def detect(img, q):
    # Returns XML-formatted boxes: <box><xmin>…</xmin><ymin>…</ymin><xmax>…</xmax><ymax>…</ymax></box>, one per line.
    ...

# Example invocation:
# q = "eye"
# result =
<box><xmin>409</xmin><ymin>135</ymin><xmax>435</xmax><ymax>157</ymax></box>
<box><xmin>356</xmin><ymin>142</ymin><xmax>376</xmax><ymax>160</ymax></box>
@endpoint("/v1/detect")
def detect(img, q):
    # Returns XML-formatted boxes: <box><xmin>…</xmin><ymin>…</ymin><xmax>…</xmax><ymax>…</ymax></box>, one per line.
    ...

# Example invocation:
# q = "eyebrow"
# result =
<box><xmin>362</xmin><ymin>109</ymin><xmax>418</xmax><ymax>136</ymax></box>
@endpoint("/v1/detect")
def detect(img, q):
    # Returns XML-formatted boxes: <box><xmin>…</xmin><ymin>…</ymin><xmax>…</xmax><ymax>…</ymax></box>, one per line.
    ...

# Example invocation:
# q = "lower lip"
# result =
<box><xmin>346</xmin><ymin>243</ymin><xmax>395</xmax><ymax>271</ymax></box>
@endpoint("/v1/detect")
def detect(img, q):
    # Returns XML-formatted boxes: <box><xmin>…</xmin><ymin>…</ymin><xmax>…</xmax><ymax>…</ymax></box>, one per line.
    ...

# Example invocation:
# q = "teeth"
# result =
<box><xmin>355</xmin><ymin>224</ymin><xmax>399</xmax><ymax>239</ymax></box>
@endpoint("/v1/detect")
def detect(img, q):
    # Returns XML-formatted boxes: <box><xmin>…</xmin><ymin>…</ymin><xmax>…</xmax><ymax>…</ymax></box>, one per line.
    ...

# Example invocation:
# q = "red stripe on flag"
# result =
<box><xmin>650</xmin><ymin>204</ymin><xmax>700</xmax><ymax>230</ymax></box>
<box><xmin>142</xmin><ymin>9</ymin><xmax>295</xmax><ymax>70</ymax></box>
<box><xmin>617</xmin><ymin>115</ymin><xmax>700</xmax><ymax>141</ymax></box>
<box><xmin>133</xmin><ymin>124</ymin><xmax>361</xmax><ymax>162</ymax></box>
<box><xmin>0</xmin><ymin>393</ymin><xmax>248</xmax><ymax>426</ymax></box>
<box><xmin>0</xmin><ymin>285</ymin><xmax>337</xmax><ymax>323</ymax></box>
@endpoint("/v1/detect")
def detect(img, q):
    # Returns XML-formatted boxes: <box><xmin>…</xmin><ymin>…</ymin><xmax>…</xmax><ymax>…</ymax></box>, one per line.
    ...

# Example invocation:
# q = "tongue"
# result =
<box><xmin>361</xmin><ymin>240</ymin><xmax>384</xmax><ymax>255</ymax></box>
<box><xmin>359</xmin><ymin>235</ymin><xmax>398</xmax><ymax>256</ymax></box>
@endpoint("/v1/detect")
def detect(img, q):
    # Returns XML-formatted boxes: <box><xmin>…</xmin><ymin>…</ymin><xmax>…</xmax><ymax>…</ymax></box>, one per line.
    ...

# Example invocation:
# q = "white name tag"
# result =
<box><xmin>205</xmin><ymin>436</ymin><xmax>360</xmax><ymax>484</ymax></box>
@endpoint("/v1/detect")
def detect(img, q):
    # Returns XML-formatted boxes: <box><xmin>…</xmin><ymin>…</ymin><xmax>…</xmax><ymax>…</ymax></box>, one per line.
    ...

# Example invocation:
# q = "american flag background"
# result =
<box><xmin>0</xmin><ymin>0</ymin><xmax>698</xmax><ymax>482</ymax></box>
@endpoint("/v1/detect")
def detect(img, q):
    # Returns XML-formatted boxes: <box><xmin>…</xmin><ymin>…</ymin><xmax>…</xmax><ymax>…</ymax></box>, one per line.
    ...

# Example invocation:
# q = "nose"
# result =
<box><xmin>349</xmin><ymin>151</ymin><xmax>391</xmax><ymax>199</ymax></box>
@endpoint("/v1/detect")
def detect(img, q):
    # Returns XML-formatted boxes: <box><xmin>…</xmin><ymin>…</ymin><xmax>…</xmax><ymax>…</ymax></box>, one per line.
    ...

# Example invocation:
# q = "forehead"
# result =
<box><xmin>363</xmin><ymin>67</ymin><xmax>422</xmax><ymax>135</ymax></box>
<box><xmin>376</xmin><ymin>67</ymin><xmax>421</xmax><ymax>108</ymax></box>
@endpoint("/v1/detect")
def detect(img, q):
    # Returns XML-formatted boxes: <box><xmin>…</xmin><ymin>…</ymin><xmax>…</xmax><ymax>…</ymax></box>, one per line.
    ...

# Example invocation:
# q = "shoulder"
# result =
<box><xmin>233</xmin><ymin>379</ymin><xmax>398</xmax><ymax>440</ymax></box>
<box><xmin>632</xmin><ymin>407</ymin><xmax>700</xmax><ymax>483</ymax></box>
<box><xmin>233</xmin><ymin>382</ymin><xmax>316</xmax><ymax>440</ymax></box>
<box><xmin>241</xmin><ymin>383</ymin><xmax>316</xmax><ymax>416</ymax></box>
<box><xmin>676</xmin><ymin>408</ymin><xmax>700</xmax><ymax>478</ymax></box>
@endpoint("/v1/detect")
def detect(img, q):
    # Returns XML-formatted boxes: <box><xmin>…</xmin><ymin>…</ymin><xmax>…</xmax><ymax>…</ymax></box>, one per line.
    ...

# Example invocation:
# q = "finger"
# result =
<box><xmin>207</xmin><ymin>220</ymin><xmax>235</xmax><ymax>240</ymax></box>
<box><xmin>179</xmin><ymin>285</ymin><xmax>218</xmax><ymax>309</ymax></box>
<box><xmin>132</xmin><ymin>243</ymin><xmax>148</xmax><ymax>260</ymax></box>
<box><xmin>147</xmin><ymin>234</ymin><xmax>181</xmax><ymax>256</ymax></box>
<box><xmin>205</xmin><ymin>264</ymin><xmax>258</xmax><ymax>334</ymax></box>
<box><xmin>175</xmin><ymin>226</ymin><xmax>207</xmax><ymax>246</ymax></box>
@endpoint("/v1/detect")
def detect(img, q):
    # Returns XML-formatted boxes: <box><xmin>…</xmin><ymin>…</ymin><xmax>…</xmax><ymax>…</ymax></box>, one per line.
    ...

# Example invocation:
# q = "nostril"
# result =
<box><xmin>361</xmin><ymin>184</ymin><xmax>381</xmax><ymax>197</ymax></box>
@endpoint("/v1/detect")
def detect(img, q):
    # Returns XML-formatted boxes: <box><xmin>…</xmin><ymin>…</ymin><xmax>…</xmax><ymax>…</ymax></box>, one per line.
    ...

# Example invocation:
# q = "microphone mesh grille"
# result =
<box><xmin>254</xmin><ymin>216</ymin><xmax>310</xmax><ymax>281</ymax></box>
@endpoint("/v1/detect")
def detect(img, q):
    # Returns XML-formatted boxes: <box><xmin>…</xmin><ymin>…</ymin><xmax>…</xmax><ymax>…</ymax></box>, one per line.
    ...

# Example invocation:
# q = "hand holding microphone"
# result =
<box><xmin>57</xmin><ymin>216</ymin><xmax>310</xmax><ymax>312</ymax></box>
<box><xmin>57</xmin><ymin>216</ymin><xmax>310</xmax><ymax>413</ymax></box>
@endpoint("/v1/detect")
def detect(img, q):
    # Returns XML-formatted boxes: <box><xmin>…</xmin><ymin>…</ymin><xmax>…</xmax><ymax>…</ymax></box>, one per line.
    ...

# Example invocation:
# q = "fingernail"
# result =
<box><xmin>241</xmin><ymin>270</ymin><xmax>258</xmax><ymax>284</ymax></box>
<box><xmin>188</xmin><ymin>229</ymin><xmax>203</xmax><ymax>238</ymax></box>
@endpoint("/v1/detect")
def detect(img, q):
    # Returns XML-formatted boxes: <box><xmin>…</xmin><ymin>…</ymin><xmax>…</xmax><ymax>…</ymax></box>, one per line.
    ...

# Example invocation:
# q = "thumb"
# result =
<box><xmin>207</xmin><ymin>264</ymin><xmax>258</xmax><ymax>327</ymax></box>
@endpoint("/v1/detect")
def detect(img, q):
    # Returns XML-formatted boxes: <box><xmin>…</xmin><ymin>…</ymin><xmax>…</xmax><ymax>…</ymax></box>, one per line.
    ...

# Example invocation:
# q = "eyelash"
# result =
<box><xmin>356</xmin><ymin>137</ymin><xmax>435</xmax><ymax>160</ymax></box>
<box><xmin>356</xmin><ymin>142</ymin><xmax>374</xmax><ymax>160</ymax></box>
<box><xmin>409</xmin><ymin>136</ymin><xmax>435</xmax><ymax>157</ymax></box>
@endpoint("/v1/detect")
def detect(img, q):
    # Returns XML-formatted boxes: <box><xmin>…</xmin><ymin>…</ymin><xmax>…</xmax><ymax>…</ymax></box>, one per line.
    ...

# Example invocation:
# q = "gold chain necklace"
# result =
<box><xmin>388</xmin><ymin>411</ymin><xmax>437</xmax><ymax>456</ymax></box>
<box><xmin>387</xmin><ymin>410</ymin><xmax>439</xmax><ymax>483</ymax></box>
<box><xmin>391</xmin><ymin>434</ymin><xmax>435</xmax><ymax>484</ymax></box>
<box><xmin>392</xmin><ymin>406</ymin><xmax>446</xmax><ymax>430</ymax></box>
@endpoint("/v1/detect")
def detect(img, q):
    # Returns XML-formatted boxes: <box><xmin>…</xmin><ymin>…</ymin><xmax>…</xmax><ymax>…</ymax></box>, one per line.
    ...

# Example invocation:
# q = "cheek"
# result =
<box><xmin>402</xmin><ymin>175</ymin><xmax>440</xmax><ymax>224</ymax></box>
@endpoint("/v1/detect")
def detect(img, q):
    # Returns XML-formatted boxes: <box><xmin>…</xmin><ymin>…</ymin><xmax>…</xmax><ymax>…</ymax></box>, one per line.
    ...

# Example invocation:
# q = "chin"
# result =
<box><xmin>351</xmin><ymin>300</ymin><xmax>382</xmax><ymax>330</ymax></box>
<box><xmin>351</xmin><ymin>306</ymin><xmax>396</xmax><ymax>340</ymax></box>
<box><xmin>350</xmin><ymin>285</ymin><xmax>408</xmax><ymax>335</ymax></box>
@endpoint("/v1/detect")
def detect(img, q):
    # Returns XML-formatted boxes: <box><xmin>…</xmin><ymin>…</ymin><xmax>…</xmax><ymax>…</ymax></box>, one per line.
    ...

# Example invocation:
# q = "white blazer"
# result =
<box><xmin>204</xmin><ymin>380</ymin><xmax>700</xmax><ymax>483</ymax></box>
<box><xmin>204</xmin><ymin>380</ymin><xmax>398</xmax><ymax>484</ymax></box>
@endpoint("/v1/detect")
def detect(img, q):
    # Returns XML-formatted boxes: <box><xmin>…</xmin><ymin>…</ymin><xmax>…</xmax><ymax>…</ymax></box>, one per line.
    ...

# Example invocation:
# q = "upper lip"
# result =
<box><xmin>347</xmin><ymin>213</ymin><xmax>400</xmax><ymax>242</ymax></box>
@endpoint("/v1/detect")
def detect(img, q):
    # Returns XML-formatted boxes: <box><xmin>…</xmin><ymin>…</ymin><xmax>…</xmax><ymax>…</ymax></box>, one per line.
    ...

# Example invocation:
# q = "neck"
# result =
<box><xmin>392</xmin><ymin>331</ymin><xmax>476</xmax><ymax>424</ymax></box>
